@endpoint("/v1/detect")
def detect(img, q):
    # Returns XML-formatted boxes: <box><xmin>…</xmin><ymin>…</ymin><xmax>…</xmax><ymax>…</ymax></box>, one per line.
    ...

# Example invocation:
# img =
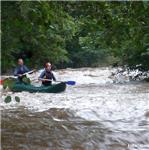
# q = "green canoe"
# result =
<box><xmin>3</xmin><ymin>78</ymin><xmax>66</xmax><ymax>93</ymax></box>
<box><xmin>11</xmin><ymin>82</ymin><xmax>66</xmax><ymax>93</ymax></box>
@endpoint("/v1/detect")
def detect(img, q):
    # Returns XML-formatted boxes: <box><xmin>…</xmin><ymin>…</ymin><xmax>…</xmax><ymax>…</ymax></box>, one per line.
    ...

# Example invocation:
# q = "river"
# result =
<box><xmin>1</xmin><ymin>67</ymin><xmax>149</xmax><ymax>150</ymax></box>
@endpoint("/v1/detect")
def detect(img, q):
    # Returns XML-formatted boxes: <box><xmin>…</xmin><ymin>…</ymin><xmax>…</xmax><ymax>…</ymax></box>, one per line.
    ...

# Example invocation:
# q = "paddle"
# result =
<box><xmin>0</xmin><ymin>70</ymin><xmax>36</xmax><ymax>85</ymax></box>
<box><xmin>39</xmin><ymin>78</ymin><xmax>76</xmax><ymax>85</ymax></box>
<box><xmin>17</xmin><ymin>69</ymin><xmax>36</xmax><ymax>77</ymax></box>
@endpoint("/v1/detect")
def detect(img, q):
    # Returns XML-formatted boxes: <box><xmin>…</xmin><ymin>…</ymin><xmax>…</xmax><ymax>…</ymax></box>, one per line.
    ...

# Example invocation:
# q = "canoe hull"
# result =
<box><xmin>11</xmin><ymin>82</ymin><xmax>66</xmax><ymax>93</ymax></box>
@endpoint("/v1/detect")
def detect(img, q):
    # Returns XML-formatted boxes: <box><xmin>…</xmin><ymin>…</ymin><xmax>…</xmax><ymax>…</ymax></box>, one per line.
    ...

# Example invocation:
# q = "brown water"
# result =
<box><xmin>1</xmin><ymin>67</ymin><xmax>149</xmax><ymax>150</ymax></box>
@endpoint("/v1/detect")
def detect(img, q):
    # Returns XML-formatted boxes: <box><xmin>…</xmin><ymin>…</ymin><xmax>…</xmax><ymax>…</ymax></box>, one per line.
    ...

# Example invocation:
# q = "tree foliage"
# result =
<box><xmin>1</xmin><ymin>1</ymin><xmax>149</xmax><ymax>73</ymax></box>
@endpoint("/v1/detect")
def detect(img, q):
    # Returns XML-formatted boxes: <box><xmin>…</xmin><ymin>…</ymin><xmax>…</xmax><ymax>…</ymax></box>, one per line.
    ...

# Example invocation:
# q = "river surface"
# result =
<box><xmin>1</xmin><ymin>67</ymin><xmax>149</xmax><ymax>150</ymax></box>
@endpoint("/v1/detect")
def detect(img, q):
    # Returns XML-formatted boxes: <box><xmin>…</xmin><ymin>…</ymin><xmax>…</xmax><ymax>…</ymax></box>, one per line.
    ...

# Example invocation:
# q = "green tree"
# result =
<box><xmin>1</xmin><ymin>1</ymin><xmax>149</xmax><ymax>73</ymax></box>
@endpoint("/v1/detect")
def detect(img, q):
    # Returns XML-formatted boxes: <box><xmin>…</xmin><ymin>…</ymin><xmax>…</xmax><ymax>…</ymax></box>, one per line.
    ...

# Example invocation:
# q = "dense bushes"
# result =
<box><xmin>1</xmin><ymin>1</ymin><xmax>149</xmax><ymax>73</ymax></box>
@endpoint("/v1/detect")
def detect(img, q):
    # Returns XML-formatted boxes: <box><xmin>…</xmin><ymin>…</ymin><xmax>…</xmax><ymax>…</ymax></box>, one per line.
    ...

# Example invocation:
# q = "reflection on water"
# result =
<box><xmin>1</xmin><ymin>67</ymin><xmax>149</xmax><ymax>150</ymax></box>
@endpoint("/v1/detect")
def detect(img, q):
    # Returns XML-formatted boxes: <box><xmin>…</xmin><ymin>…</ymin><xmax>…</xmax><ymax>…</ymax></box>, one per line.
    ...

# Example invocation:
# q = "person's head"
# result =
<box><xmin>18</xmin><ymin>58</ymin><xmax>24</xmax><ymax>66</ymax></box>
<box><xmin>45</xmin><ymin>62</ymin><xmax>52</xmax><ymax>71</ymax></box>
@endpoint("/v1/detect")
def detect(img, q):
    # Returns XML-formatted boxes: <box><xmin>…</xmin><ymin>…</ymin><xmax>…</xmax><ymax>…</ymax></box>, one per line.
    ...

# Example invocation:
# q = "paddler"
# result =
<box><xmin>39</xmin><ymin>62</ymin><xmax>56</xmax><ymax>86</ymax></box>
<box><xmin>14</xmin><ymin>58</ymin><xmax>30</xmax><ymax>81</ymax></box>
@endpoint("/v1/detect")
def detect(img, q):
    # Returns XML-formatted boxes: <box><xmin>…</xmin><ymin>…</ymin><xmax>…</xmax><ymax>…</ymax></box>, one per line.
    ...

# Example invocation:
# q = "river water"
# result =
<box><xmin>1</xmin><ymin>67</ymin><xmax>149</xmax><ymax>150</ymax></box>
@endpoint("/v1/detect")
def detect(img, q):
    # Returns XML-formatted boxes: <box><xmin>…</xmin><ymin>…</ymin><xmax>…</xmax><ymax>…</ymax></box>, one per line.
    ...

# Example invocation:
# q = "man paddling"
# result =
<box><xmin>39</xmin><ymin>62</ymin><xmax>56</xmax><ymax>86</ymax></box>
<box><xmin>14</xmin><ymin>58</ymin><xmax>29</xmax><ymax>81</ymax></box>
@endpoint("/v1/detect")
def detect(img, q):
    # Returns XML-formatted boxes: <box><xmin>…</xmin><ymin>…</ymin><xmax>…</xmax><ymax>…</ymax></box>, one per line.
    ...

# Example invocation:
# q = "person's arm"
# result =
<box><xmin>52</xmin><ymin>72</ymin><xmax>56</xmax><ymax>81</ymax></box>
<box><xmin>24</xmin><ymin>65</ymin><xmax>29</xmax><ymax>72</ymax></box>
<box><xmin>14</xmin><ymin>67</ymin><xmax>19</xmax><ymax>76</ymax></box>
<box><xmin>39</xmin><ymin>71</ymin><xmax>45</xmax><ymax>80</ymax></box>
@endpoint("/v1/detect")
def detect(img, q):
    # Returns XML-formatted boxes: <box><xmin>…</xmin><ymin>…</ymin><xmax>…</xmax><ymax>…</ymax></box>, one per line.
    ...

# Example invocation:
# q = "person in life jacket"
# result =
<box><xmin>14</xmin><ymin>58</ymin><xmax>30</xmax><ymax>81</ymax></box>
<box><xmin>39</xmin><ymin>62</ymin><xmax>56</xmax><ymax>86</ymax></box>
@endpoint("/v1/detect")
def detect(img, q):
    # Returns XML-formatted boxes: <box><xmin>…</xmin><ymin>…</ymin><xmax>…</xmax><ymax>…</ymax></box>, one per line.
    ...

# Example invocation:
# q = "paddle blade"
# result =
<box><xmin>22</xmin><ymin>76</ymin><xmax>31</xmax><ymax>84</ymax></box>
<box><xmin>66</xmin><ymin>81</ymin><xmax>76</xmax><ymax>85</ymax></box>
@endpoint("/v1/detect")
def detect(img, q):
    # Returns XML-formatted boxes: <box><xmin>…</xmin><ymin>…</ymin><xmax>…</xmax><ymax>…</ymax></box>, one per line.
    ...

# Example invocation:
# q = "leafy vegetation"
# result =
<box><xmin>2</xmin><ymin>1</ymin><xmax>149</xmax><ymax>73</ymax></box>
<box><xmin>4</xmin><ymin>96</ymin><xmax>12</xmax><ymax>103</ymax></box>
<box><xmin>15</xmin><ymin>96</ymin><xmax>20</xmax><ymax>103</ymax></box>
<box><xmin>4</xmin><ymin>95</ymin><xmax>20</xmax><ymax>103</ymax></box>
